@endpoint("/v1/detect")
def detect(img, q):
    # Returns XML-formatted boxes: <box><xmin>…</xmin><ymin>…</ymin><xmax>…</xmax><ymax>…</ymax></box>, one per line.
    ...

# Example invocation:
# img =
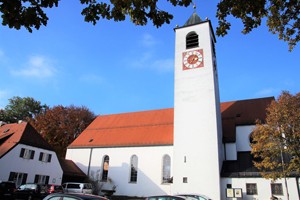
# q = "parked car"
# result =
<box><xmin>43</xmin><ymin>193</ymin><xmax>108</xmax><ymax>200</ymax></box>
<box><xmin>146</xmin><ymin>195</ymin><xmax>188</xmax><ymax>200</ymax></box>
<box><xmin>45</xmin><ymin>184</ymin><xmax>63</xmax><ymax>194</ymax></box>
<box><xmin>14</xmin><ymin>183</ymin><xmax>48</xmax><ymax>200</ymax></box>
<box><xmin>0</xmin><ymin>181</ymin><xmax>16</xmax><ymax>200</ymax></box>
<box><xmin>62</xmin><ymin>182</ymin><xmax>93</xmax><ymax>194</ymax></box>
<box><xmin>176</xmin><ymin>194</ymin><xmax>212</xmax><ymax>200</ymax></box>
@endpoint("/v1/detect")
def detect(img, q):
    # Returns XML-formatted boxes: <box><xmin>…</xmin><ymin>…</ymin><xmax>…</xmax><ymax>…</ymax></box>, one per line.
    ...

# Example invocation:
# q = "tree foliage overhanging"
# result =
<box><xmin>0</xmin><ymin>0</ymin><xmax>299</xmax><ymax>50</ymax></box>
<box><xmin>217</xmin><ymin>0</ymin><xmax>300</xmax><ymax>51</ymax></box>
<box><xmin>251</xmin><ymin>91</ymin><xmax>300</xmax><ymax>180</ymax></box>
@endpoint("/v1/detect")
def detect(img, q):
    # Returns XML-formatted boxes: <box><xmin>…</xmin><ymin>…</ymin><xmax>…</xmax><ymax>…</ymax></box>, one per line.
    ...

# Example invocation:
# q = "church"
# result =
<box><xmin>65</xmin><ymin>12</ymin><xmax>300</xmax><ymax>200</ymax></box>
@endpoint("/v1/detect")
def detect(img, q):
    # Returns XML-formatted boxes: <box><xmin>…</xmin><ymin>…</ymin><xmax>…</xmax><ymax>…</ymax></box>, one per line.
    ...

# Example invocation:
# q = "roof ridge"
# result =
<box><xmin>87</xmin><ymin>122</ymin><xmax>173</xmax><ymax>130</ymax></box>
<box><xmin>222</xmin><ymin>96</ymin><xmax>274</xmax><ymax>104</ymax></box>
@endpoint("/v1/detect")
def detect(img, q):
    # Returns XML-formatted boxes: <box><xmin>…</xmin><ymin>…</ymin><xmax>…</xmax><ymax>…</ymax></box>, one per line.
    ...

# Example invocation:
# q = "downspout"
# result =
<box><xmin>296</xmin><ymin>177</ymin><xmax>300</xmax><ymax>200</ymax></box>
<box><xmin>87</xmin><ymin>148</ymin><xmax>93</xmax><ymax>178</ymax></box>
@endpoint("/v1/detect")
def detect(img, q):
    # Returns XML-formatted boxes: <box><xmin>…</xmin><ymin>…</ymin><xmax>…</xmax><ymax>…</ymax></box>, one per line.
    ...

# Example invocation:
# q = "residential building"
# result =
<box><xmin>0</xmin><ymin>121</ymin><xmax>63</xmax><ymax>187</ymax></box>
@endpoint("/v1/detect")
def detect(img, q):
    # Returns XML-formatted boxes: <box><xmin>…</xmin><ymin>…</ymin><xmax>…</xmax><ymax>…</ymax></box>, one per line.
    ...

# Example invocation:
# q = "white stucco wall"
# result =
<box><xmin>66</xmin><ymin>145</ymin><xmax>173</xmax><ymax>197</ymax></box>
<box><xmin>221</xmin><ymin>177</ymin><xmax>299</xmax><ymax>200</ymax></box>
<box><xmin>236</xmin><ymin>125</ymin><xmax>255</xmax><ymax>152</ymax></box>
<box><xmin>0</xmin><ymin>144</ymin><xmax>63</xmax><ymax>186</ymax></box>
<box><xmin>225</xmin><ymin>143</ymin><xmax>237</xmax><ymax>160</ymax></box>
<box><xmin>225</xmin><ymin>125</ymin><xmax>255</xmax><ymax>161</ymax></box>
<box><xmin>172</xmin><ymin>20</ymin><xmax>222</xmax><ymax>200</ymax></box>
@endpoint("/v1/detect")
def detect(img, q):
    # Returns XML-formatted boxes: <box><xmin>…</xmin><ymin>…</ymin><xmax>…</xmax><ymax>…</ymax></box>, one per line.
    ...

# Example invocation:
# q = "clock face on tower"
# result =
<box><xmin>182</xmin><ymin>49</ymin><xmax>204</xmax><ymax>70</ymax></box>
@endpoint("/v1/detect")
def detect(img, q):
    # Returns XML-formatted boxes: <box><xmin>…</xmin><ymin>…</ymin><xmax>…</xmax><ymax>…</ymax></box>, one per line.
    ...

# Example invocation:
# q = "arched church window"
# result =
<box><xmin>186</xmin><ymin>32</ymin><xmax>199</xmax><ymax>49</ymax></box>
<box><xmin>129</xmin><ymin>155</ymin><xmax>138</xmax><ymax>183</ymax></box>
<box><xmin>162</xmin><ymin>154</ymin><xmax>172</xmax><ymax>183</ymax></box>
<box><xmin>101</xmin><ymin>155</ymin><xmax>109</xmax><ymax>181</ymax></box>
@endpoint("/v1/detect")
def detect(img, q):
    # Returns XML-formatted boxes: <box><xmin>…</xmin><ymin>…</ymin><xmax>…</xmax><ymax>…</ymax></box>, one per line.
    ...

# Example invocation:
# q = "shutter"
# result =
<box><xmin>20</xmin><ymin>148</ymin><xmax>25</xmax><ymax>158</ymax></box>
<box><xmin>22</xmin><ymin>174</ymin><xmax>28</xmax><ymax>184</ymax></box>
<box><xmin>48</xmin><ymin>154</ymin><xmax>52</xmax><ymax>162</ymax></box>
<box><xmin>45</xmin><ymin>176</ymin><xmax>49</xmax><ymax>184</ymax></box>
<box><xmin>34</xmin><ymin>175</ymin><xmax>39</xmax><ymax>183</ymax></box>
<box><xmin>39</xmin><ymin>152</ymin><xmax>43</xmax><ymax>161</ymax></box>
<box><xmin>8</xmin><ymin>172</ymin><xmax>15</xmax><ymax>181</ymax></box>
<box><xmin>30</xmin><ymin>150</ymin><xmax>35</xmax><ymax>159</ymax></box>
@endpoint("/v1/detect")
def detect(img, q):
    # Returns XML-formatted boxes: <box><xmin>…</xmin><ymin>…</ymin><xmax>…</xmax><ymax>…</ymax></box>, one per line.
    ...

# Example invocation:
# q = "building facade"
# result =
<box><xmin>66</xmin><ymin>13</ymin><xmax>300</xmax><ymax>200</ymax></box>
<box><xmin>0</xmin><ymin>122</ymin><xmax>63</xmax><ymax>187</ymax></box>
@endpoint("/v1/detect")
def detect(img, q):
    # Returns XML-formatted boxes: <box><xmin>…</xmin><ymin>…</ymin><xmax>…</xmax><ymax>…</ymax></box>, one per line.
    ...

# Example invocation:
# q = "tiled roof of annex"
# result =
<box><xmin>0</xmin><ymin>122</ymin><xmax>53</xmax><ymax>158</ymax></box>
<box><xmin>69</xmin><ymin>97</ymin><xmax>274</xmax><ymax>148</ymax></box>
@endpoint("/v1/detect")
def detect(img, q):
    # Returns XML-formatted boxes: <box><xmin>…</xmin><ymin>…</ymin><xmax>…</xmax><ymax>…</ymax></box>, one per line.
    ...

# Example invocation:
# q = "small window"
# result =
<box><xmin>101</xmin><ymin>155</ymin><xmax>109</xmax><ymax>181</ymax></box>
<box><xmin>39</xmin><ymin>152</ymin><xmax>52</xmax><ymax>163</ymax></box>
<box><xmin>183</xmin><ymin>177</ymin><xmax>188</xmax><ymax>183</ymax></box>
<box><xmin>246</xmin><ymin>183</ymin><xmax>257</xmax><ymax>195</ymax></box>
<box><xmin>20</xmin><ymin>148</ymin><xmax>35</xmax><ymax>160</ymax></box>
<box><xmin>34</xmin><ymin>175</ymin><xmax>49</xmax><ymax>184</ymax></box>
<box><xmin>8</xmin><ymin>172</ymin><xmax>27</xmax><ymax>187</ymax></box>
<box><xmin>186</xmin><ymin>32</ymin><xmax>199</xmax><ymax>49</ymax></box>
<box><xmin>129</xmin><ymin>155</ymin><xmax>138</xmax><ymax>183</ymax></box>
<box><xmin>271</xmin><ymin>183</ymin><xmax>283</xmax><ymax>195</ymax></box>
<box><xmin>162</xmin><ymin>155</ymin><xmax>171</xmax><ymax>183</ymax></box>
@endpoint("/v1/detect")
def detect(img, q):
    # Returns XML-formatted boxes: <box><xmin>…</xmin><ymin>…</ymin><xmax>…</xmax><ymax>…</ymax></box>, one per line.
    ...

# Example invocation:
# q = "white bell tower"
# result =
<box><xmin>172</xmin><ymin>12</ymin><xmax>224</xmax><ymax>200</ymax></box>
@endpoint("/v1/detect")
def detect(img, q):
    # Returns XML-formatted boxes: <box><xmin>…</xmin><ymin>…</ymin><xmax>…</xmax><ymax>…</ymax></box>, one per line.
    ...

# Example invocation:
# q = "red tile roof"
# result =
<box><xmin>58</xmin><ymin>158</ymin><xmax>86</xmax><ymax>177</ymax></box>
<box><xmin>0</xmin><ymin>122</ymin><xmax>53</xmax><ymax>158</ymax></box>
<box><xmin>221</xmin><ymin>97</ymin><xmax>274</xmax><ymax>142</ymax></box>
<box><xmin>69</xmin><ymin>97</ymin><xmax>274</xmax><ymax>148</ymax></box>
<box><xmin>69</xmin><ymin>108</ymin><xmax>174</xmax><ymax>148</ymax></box>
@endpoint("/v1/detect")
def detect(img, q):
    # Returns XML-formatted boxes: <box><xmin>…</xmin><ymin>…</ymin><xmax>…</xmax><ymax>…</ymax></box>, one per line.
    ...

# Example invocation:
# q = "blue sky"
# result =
<box><xmin>0</xmin><ymin>1</ymin><xmax>299</xmax><ymax>115</ymax></box>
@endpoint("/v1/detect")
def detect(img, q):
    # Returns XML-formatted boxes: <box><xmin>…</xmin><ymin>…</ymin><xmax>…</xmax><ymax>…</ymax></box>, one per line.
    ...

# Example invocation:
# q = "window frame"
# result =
<box><xmin>34</xmin><ymin>174</ymin><xmax>50</xmax><ymax>185</ymax></box>
<box><xmin>271</xmin><ymin>183</ymin><xmax>283</xmax><ymax>195</ymax></box>
<box><xmin>186</xmin><ymin>31</ymin><xmax>199</xmax><ymax>49</ymax></box>
<box><xmin>162</xmin><ymin>154</ymin><xmax>172</xmax><ymax>184</ymax></box>
<box><xmin>101</xmin><ymin>155</ymin><xmax>109</xmax><ymax>182</ymax></box>
<box><xmin>20</xmin><ymin>148</ymin><xmax>35</xmax><ymax>160</ymax></box>
<box><xmin>246</xmin><ymin>183</ymin><xmax>258</xmax><ymax>195</ymax></box>
<box><xmin>8</xmin><ymin>172</ymin><xmax>28</xmax><ymax>187</ymax></box>
<box><xmin>39</xmin><ymin>152</ymin><xmax>52</xmax><ymax>163</ymax></box>
<box><xmin>129</xmin><ymin>155</ymin><xmax>138</xmax><ymax>183</ymax></box>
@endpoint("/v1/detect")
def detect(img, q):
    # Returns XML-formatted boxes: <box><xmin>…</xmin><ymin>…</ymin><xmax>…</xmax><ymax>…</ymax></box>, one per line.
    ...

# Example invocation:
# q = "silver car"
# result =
<box><xmin>62</xmin><ymin>182</ymin><xmax>93</xmax><ymax>194</ymax></box>
<box><xmin>43</xmin><ymin>193</ymin><xmax>108</xmax><ymax>200</ymax></box>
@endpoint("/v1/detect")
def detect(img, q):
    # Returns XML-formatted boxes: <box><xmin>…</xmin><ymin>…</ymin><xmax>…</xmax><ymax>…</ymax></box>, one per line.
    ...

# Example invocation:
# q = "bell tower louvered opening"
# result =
<box><xmin>186</xmin><ymin>32</ymin><xmax>199</xmax><ymax>49</ymax></box>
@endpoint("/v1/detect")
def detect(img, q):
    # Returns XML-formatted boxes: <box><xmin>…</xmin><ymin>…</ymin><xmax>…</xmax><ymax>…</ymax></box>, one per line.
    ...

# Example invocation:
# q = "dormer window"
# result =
<box><xmin>186</xmin><ymin>32</ymin><xmax>199</xmax><ymax>49</ymax></box>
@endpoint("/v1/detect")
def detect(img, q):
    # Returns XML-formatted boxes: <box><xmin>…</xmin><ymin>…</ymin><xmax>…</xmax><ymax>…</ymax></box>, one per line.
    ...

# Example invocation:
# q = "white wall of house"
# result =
<box><xmin>236</xmin><ymin>125</ymin><xmax>255</xmax><ymax>152</ymax></box>
<box><xmin>221</xmin><ymin>177</ymin><xmax>299</xmax><ymax>200</ymax></box>
<box><xmin>0</xmin><ymin>144</ymin><xmax>63</xmax><ymax>186</ymax></box>
<box><xmin>66</xmin><ymin>145</ymin><xmax>173</xmax><ymax>197</ymax></box>
<box><xmin>224</xmin><ymin>125</ymin><xmax>255</xmax><ymax>161</ymax></box>
<box><xmin>225</xmin><ymin>143</ymin><xmax>237</xmax><ymax>160</ymax></box>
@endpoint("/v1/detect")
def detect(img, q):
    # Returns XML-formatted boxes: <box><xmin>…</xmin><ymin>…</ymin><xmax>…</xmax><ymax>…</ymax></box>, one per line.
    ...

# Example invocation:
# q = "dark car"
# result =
<box><xmin>45</xmin><ymin>184</ymin><xmax>63</xmax><ymax>194</ymax></box>
<box><xmin>146</xmin><ymin>195</ymin><xmax>187</xmax><ymax>200</ymax></box>
<box><xmin>177</xmin><ymin>194</ymin><xmax>212</xmax><ymax>200</ymax></box>
<box><xmin>14</xmin><ymin>183</ymin><xmax>47</xmax><ymax>200</ymax></box>
<box><xmin>43</xmin><ymin>193</ymin><xmax>108</xmax><ymax>200</ymax></box>
<box><xmin>0</xmin><ymin>181</ymin><xmax>16</xmax><ymax>200</ymax></box>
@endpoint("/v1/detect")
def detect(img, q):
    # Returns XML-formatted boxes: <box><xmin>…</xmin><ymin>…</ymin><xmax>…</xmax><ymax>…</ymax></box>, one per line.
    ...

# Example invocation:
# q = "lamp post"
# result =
<box><xmin>280</xmin><ymin>148</ymin><xmax>290</xmax><ymax>200</ymax></box>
